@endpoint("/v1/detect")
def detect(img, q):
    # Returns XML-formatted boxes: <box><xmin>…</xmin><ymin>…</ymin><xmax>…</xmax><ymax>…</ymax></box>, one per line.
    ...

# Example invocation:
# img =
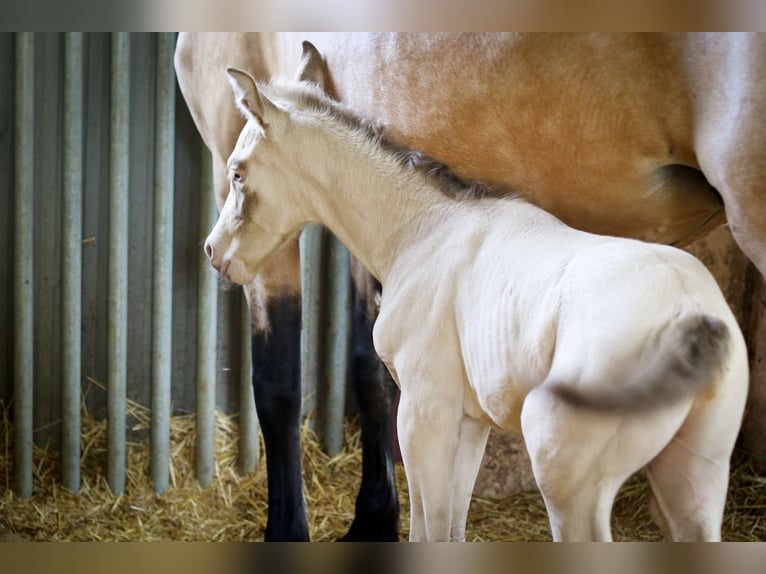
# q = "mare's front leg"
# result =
<box><xmin>340</xmin><ymin>276</ymin><xmax>399</xmax><ymax>541</ymax></box>
<box><xmin>245</xmin><ymin>249</ymin><xmax>308</xmax><ymax>541</ymax></box>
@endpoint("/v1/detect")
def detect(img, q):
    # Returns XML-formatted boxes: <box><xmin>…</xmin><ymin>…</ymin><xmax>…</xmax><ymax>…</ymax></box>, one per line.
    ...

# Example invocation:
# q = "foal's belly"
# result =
<box><xmin>472</xmin><ymin>381</ymin><xmax>528</xmax><ymax>434</ymax></box>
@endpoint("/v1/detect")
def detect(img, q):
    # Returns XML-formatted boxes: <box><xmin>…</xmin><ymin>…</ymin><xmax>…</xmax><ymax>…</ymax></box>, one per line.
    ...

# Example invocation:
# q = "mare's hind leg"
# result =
<box><xmin>646</xmin><ymin>349</ymin><xmax>749</xmax><ymax>541</ymax></box>
<box><xmin>703</xmin><ymin>138</ymin><xmax>766</xmax><ymax>279</ymax></box>
<box><xmin>521</xmin><ymin>386</ymin><xmax>691</xmax><ymax>541</ymax></box>
<box><xmin>340</xmin><ymin>277</ymin><xmax>399</xmax><ymax>541</ymax></box>
<box><xmin>694</xmin><ymin>34</ymin><xmax>766</xmax><ymax>278</ymax></box>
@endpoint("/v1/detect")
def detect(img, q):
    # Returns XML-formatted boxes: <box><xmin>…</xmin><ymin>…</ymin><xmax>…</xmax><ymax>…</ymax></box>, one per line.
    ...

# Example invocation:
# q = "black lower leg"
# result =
<box><xmin>340</xmin><ymin>285</ymin><xmax>400</xmax><ymax>541</ymax></box>
<box><xmin>250</xmin><ymin>295</ymin><xmax>308</xmax><ymax>541</ymax></box>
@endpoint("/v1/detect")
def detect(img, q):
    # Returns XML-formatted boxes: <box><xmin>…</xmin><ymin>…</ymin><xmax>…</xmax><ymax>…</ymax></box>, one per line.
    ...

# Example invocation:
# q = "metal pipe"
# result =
<box><xmin>151</xmin><ymin>32</ymin><xmax>176</xmax><ymax>494</ymax></box>
<box><xmin>61</xmin><ymin>32</ymin><xmax>84</xmax><ymax>494</ymax></box>
<box><xmin>107</xmin><ymin>32</ymin><xmax>130</xmax><ymax>495</ymax></box>
<box><xmin>239</xmin><ymin>293</ymin><xmax>258</xmax><ymax>474</ymax></box>
<box><xmin>13</xmin><ymin>32</ymin><xmax>35</xmax><ymax>499</ymax></box>
<box><xmin>196</xmin><ymin>149</ymin><xmax>218</xmax><ymax>488</ymax></box>
<box><xmin>322</xmin><ymin>235</ymin><xmax>351</xmax><ymax>456</ymax></box>
<box><xmin>300</xmin><ymin>224</ymin><xmax>325</xmax><ymax>424</ymax></box>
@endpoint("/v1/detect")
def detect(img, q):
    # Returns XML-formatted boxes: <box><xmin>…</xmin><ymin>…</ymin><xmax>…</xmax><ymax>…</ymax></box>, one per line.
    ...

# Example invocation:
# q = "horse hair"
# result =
<box><xmin>264</xmin><ymin>79</ymin><xmax>517</xmax><ymax>202</ymax></box>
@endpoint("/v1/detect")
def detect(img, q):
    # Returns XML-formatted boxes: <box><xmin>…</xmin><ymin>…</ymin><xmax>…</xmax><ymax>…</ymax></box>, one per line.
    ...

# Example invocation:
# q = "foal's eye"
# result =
<box><xmin>230</xmin><ymin>165</ymin><xmax>247</xmax><ymax>184</ymax></box>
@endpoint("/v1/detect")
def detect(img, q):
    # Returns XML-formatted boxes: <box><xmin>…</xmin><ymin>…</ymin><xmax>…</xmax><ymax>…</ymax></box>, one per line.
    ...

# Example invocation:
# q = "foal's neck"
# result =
<box><xmin>296</xmin><ymin>118</ymin><xmax>452</xmax><ymax>281</ymax></box>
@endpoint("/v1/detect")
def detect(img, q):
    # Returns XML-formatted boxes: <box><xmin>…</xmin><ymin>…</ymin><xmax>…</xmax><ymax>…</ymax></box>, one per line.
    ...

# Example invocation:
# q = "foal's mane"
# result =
<box><xmin>264</xmin><ymin>79</ymin><xmax>515</xmax><ymax>201</ymax></box>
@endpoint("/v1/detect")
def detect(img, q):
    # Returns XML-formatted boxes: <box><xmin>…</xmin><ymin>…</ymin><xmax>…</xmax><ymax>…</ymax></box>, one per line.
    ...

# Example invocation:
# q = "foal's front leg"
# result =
<box><xmin>449</xmin><ymin>416</ymin><xmax>490</xmax><ymax>542</ymax></box>
<box><xmin>397</xmin><ymin>387</ymin><xmax>465</xmax><ymax>541</ymax></box>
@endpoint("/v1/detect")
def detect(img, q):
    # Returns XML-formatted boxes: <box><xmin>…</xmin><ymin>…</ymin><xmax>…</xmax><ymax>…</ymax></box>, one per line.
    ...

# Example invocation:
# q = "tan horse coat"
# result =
<box><xmin>177</xmin><ymin>33</ymin><xmax>766</xmax><ymax>278</ymax></box>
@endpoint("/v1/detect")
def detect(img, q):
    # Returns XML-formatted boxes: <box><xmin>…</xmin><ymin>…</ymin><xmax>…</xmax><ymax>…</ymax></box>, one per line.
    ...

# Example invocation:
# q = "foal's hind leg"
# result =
<box><xmin>646</xmin><ymin>350</ymin><xmax>749</xmax><ymax>541</ymax></box>
<box><xmin>646</xmin><ymin>433</ymin><xmax>730</xmax><ymax>541</ymax></box>
<box><xmin>521</xmin><ymin>387</ymin><xmax>691</xmax><ymax>541</ymax></box>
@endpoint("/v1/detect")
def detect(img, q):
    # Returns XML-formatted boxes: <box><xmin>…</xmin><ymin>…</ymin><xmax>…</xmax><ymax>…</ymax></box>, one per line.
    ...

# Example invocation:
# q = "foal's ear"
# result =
<box><xmin>296</xmin><ymin>41</ymin><xmax>327</xmax><ymax>90</ymax></box>
<box><xmin>227</xmin><ymin>67</ymin><xmax>267</xmax><ymax>123</ymax></box>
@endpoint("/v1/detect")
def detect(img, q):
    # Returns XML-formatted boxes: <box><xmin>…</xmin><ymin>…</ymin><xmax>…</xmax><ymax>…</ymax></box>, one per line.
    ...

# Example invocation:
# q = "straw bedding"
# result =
<box><xmin>1</xmin><ymin>397</ymin><xmax>764</xmax><ymax>542</ymax></box>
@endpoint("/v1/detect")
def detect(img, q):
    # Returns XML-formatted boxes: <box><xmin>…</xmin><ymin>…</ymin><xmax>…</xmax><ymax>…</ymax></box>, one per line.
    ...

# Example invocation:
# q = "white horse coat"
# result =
<box><xmin>373</xmin><ymin>199</ymin><xmax>746</xmax><ymax>541</ymax></box>
<box><xmin>205</xmin><ymin>44</ymin><xmax>749</xmax><ymax>541</ymax></box>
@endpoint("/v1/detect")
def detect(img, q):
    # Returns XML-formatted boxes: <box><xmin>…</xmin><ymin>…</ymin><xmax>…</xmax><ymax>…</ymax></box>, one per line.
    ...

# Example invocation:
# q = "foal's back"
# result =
<box><xmin>385</xmin><ymin>196</ymin><xmax>740</xmax><ymax>424</ymax></box>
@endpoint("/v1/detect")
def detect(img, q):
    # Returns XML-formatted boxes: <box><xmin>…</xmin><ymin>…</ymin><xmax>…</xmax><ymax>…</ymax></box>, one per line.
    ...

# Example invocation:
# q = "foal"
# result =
<box><xmin>205</xmin><ymin>43</ymin><xmax>749</xmax><ymax>541</ymax></box>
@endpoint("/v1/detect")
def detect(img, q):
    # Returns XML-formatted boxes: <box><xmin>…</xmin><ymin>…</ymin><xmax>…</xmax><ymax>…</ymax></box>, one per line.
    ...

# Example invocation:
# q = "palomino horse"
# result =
<box><xmin>205</xmin><ymin>45</ymin><xmax>748</xmax><ymax>541</ymax></box>
<box><xmin>175</xmin><ymin>33</ymin><xmax>766</xmax><ymax>541</ymax></box>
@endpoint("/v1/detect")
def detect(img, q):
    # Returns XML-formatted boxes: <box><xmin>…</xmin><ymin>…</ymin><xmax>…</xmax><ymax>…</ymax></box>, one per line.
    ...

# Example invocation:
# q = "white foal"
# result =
<box><xmin>204</xmin><ymin>43</ymin><xmax>749</xmax><ymax>542</ymax></box>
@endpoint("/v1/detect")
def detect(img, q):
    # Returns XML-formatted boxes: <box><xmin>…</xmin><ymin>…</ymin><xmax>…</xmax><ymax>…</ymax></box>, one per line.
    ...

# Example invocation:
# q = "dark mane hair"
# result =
<box><xmin>384</xmin><ymin>147</ymin><xmax>504</xmax><ymax>200</ymax></box>
<box><xmin>267</xmin><ymin>80</ymin><xmax>517</xmax><ymax>201</ymax></box>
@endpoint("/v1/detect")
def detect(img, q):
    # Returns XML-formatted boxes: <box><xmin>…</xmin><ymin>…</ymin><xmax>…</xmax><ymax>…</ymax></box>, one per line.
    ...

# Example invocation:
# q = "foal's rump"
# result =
<box><xmin>548</xmin><ymin>313</ymin><xmax>731</xmax><ymax>411</ymax></box>
<box><xmin>542</xmin><ymin>239</ymin><xmax>737</xmax><ymax>412</ymax></box>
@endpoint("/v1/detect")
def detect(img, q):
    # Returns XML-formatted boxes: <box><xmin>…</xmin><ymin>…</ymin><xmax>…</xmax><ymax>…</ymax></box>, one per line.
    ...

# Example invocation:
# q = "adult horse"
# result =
<box><xmin>174</xmin><ymin>33</ymin><xmax>766</xmax><ymax>541</ymax></box>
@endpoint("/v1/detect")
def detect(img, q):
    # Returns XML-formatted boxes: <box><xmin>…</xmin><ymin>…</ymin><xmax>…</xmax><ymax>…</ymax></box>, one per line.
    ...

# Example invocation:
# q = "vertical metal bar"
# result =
<box><xmin>300</xmin><ymin>224</ymin><xmax>325</xmax><ymax>425</ymax></box>
<box><xmin>322</xmin><ymin>235</ymin><xmax>351</xmax><ymax>456</ymax></box>
<box><xmin>151</xmin><ymin>32</ymin><xmax>175</xmax><ymax>494</ymax></box>
<box><xmin>196</xmin><ymin>149</ymin><xmax>217</xmax><ymax>487</ymax></box>
<box><xmin>238</xmin><ymin>294</ymin><xmax>258</xmax><ymax>474</ymax></box>
<box><xmin>13</xmin><ymin>32</ymin><xmax>35</xmax><ymax>499</ymax></box>
<box><xmin>61</xmin><ymin>32</ymin><xmax>84</xmax><ymax>493</ymax></box>
<box><xmin>107</xmin><ymin>32</ymin><xmax>130</xmax><ymax>495</ymax></box>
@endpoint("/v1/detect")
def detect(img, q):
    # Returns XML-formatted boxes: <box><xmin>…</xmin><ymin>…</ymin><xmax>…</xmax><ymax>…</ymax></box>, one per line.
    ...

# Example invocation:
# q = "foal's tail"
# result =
<box><xmin>550</xmin><ymin>314</ymin><xmax>731</xmax><ymax>411</ymax></box>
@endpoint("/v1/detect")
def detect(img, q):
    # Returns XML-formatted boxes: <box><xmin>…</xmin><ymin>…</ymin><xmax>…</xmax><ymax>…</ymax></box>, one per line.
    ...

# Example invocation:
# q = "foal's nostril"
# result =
<box><xmin>204</xmin><ymin>241</ymin><xmax>213</xmax><ymax>260</ymax></box>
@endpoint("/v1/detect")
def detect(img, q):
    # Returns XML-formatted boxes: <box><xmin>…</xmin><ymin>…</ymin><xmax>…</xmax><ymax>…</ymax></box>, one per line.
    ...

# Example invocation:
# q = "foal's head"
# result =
<box><xmin>204</xmin><ymin>41</ymin><xmax>328</xmax><ymax>285</ymax></box>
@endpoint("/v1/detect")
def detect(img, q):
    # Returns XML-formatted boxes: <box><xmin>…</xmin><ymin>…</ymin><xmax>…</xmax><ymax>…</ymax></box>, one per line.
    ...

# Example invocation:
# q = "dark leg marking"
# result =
<box><xmin>339</xmin><ymin>279</ymin><xmax>400</xmax><ymax>541</ymax></box>
<box><xmin>251</xmin><ymin>295</ymin><xmax>308</xmax><ymax>541</ymax></box>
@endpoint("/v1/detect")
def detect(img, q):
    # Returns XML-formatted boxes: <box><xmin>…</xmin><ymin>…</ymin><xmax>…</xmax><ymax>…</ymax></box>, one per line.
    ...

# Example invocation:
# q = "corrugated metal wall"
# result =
<box><xmin>0</xmin><ymin>32</ymin><xmax>264</xmax><ymax>496</ymax></box>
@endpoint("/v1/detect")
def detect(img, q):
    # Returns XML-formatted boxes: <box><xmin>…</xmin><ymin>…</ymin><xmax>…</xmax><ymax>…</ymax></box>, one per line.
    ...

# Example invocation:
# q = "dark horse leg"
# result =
<box><xmin>251</xmin><ymin>294</ymin><xmax>309</xmax><ymax>541</ymax></box>
<box><xmin>339</xmin><ymin>276</ymin><xmax>400</xmax><ymax>541</ymax></box>
<box><xmin>250</xmin><ymin>272</ymin><xmax>398</xmax><ymax>541</ymax></box>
